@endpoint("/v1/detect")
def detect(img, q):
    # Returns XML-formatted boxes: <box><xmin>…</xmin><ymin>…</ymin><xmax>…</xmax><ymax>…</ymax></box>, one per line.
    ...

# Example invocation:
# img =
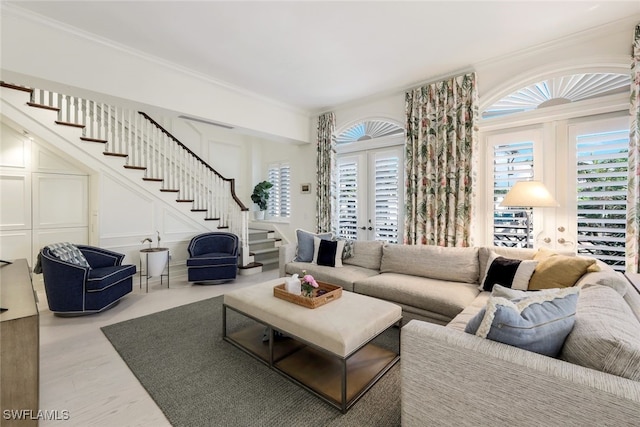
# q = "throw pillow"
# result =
<box><xmin>294</xmin><ymin>229</ymin><xmax>332</xmax><ymax>262</ymax></box>
<box><xmin>312</xmin><ymin>237</ymin><xmax>344</xmax><ymax>267</ymax></box>
<box><xmin>479</xmin><ymin>251</ymin><xmax>538</xmax><ymax>292</ymax></box>
<box><xmin>341</xmin><ymin>239</ymin><xmax>355</xmax><ymax>260</ymax></box>
<box><xmin>464</xmin><ymin>286</ymin><xmax>580</xmax><ymax>357</ymax></box>
<box><xmin>560</xmin><ymin>285</ymin><xmax>640</xmax><ymax>381</ymax></box>
<box><xmin>528</xmin><ymin>249</ymin><xmax>596</xmax><ymax>290</ymax></box>
<box><xmin>47</xmin><ymin>242</ymin><xmax>90</xmax><ymax>268</ymax></box>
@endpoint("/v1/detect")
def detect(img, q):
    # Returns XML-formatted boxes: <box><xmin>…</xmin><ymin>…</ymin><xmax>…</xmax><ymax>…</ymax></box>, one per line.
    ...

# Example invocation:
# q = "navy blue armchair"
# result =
<box><xmin>40</xmin><ymin>244</ymin><xmax>136</xmax><ymax>315</ymax></box>
<box><xmin>187</xmin><ymin>232</ymin><xmax>239</xmax><ymax>283</ymax></box>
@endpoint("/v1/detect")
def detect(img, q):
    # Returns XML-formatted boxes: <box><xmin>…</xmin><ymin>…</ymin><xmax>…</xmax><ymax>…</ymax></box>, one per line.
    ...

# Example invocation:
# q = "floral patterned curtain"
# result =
<box><xmin>627</xmin><ymin>23</ymin><xmax>640</xmax><ymax>273</ymax></box>
<box><xmin>404</xmin><ymin>72</ymin><xmax>478</xmax><ymax>247</ymax></box>
<box><xmin>316</xmin><ymin>112</ymin><xmax>336</xmax><ymax>233</ymax></box>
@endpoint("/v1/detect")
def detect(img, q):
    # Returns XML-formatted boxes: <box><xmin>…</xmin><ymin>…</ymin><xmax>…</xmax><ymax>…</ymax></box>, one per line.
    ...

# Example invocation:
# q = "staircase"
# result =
<box><xmin>1</xmin><ymin>81</ymin><xmax>258</xmax><ymax>269</ymax></box>
<box><xmin>245</xmin><ymin>228</ymin><xmax>282</xmax><ymax>273</ymax></box>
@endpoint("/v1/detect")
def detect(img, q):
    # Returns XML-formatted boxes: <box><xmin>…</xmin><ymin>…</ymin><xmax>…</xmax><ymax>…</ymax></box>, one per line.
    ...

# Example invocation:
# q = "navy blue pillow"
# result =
<box><xmin>317</xmin><ymin>240</ymin><xmax>338</xmax><ymax>267</ymax></box>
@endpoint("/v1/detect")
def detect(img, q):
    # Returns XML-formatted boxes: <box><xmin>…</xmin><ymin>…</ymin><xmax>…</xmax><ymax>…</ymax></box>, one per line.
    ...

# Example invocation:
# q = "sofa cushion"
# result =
<box><xmin>354</xmin><ymin>273</ymin><xmax>480</xmax><ymax>320</ymax></box>
<box><xmin>342</xmin><ymin>240</ymin><xmax>384</xmax><ymax>270</ymax></box>
<box><xmin>447</xmin><ymin>292</ymin><xmax>489</xmax><ymax>332</ymax></box>
<box><xmin>480</xmin><ymin>251</ymin><xmax>538</xmax><ymax>292</ymax></box>
<box><xmin>561</xmin><ymin>285</ymin><xmax>640</xmax><ymax>381</ymax></box>
<box><xmin>465</xmin><ymin>286</ymin><xmax>580</xmax><ymax>357</ymax></box>
<box><xmin>529</xmin><ymin>249</ymin><xmax>597</xmax><ymax>290</ymax></box>
<box><xmin>284</xmin><ymin>262</ymin><xmax>378</xmax><ymax>292</ymax></box>
<box><xmin>294</xmin><ymin>229</ymin><xmax>332</xmax><ymax>262</ymax></box>
<box><xmin>86</xmin><ymin>264</ymin><xmax>136</xmax><ymax>292</ymax></box>
<box><xmin>380</xmin><ymin>244</ymin><xmax>479</xmax><ymax>284</ymax></box>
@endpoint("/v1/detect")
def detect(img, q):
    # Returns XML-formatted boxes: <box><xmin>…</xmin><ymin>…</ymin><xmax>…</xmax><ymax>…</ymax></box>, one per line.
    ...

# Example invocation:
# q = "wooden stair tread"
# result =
<box><xmin>239</xmin><ymin>262</ymin><xmax>263</xmax><ymax>270</ymax></box>
<box><xmin>217</xmin><ymin>226</ymin><xmax>229</xmax><ymax>229</ymax></box>
<box><xmin>81</xmin><ymin>137</ymin><xmax>108</xmax><ymax>143</ymax></box>
<box><xmin>55</xmin><ymin>120</ymin><xmax>85</xmax><ymax>128</ymax></box>
<box><xmin>26</xmin><ymin>102</ymin><xmax>60</xmax><ymax>111</ymax></box>
<box><xmin>143</xmin><ymin>177</ymin><xmax>163</xmax><ymax>182</ymax></box>
<box><xmin>1</xmin><ymin>82</ymin><xmax>33</xmax><ymax>93</ymax></box>
<box><xmin>191</xmin><ymin>209</ymin><xmax>207</xmax><ymax>212</ymax></box>
<box><xmin>204</xmin><ymin>217</ymin><xmax>220</xmax><ymax>221</ymax></box>
<box><xmin>124</xmin><ymin>165</ymin><xmax>146</xmax><ymax>170</ymax></box>
<box><xmin>176</xmin><ymin>199</ymin><xmax>194</xmax><ymax>203</ymax></box>
<box><xmin>103</xmin><ymin>152</ymin><xmax>128</xmax><ymax>158</ymax></box>
<box><xmin>160</xmin><ymin>189</ymin><xmax>180</xmax><ymax>193</ymax></box>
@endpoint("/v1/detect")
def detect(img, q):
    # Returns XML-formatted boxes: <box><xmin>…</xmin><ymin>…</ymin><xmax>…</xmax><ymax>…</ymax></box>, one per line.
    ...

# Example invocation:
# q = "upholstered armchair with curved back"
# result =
<box><xmin>187</xmin><ymin>232</ymin><xmax>239</xmax><ymax>283</ymax></box>
<box><xmin>39</xmin><ymin>243</ymin><xmax>136</xmax><ymax>315</ymax></box>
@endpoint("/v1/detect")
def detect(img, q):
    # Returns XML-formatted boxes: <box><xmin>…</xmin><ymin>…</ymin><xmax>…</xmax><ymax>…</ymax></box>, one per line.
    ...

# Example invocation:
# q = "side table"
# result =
<box><xmin>140</xmin><ymin>248</ymin><xmax>170</xmax><ymax>293</ymax></box>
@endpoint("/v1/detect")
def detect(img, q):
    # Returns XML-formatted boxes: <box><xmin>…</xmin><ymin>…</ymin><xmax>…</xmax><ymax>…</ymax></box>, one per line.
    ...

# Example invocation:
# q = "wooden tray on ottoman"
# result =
<box><xmin>273</xmin><ymin>282</ymin><xmax>342</xmax><ymax>309</ymax></box>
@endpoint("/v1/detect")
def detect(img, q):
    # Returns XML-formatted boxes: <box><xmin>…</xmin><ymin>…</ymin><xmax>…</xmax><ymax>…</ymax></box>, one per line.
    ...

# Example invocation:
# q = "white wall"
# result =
<box><xmin>0</xmin><ymin>123</ymin><xmax>89</xmax><ymax>267</ymax></box>
<box><xmin>0</xmin><ymin>4</ymin><xmax>312</xmax><ymax>145</ymax></box>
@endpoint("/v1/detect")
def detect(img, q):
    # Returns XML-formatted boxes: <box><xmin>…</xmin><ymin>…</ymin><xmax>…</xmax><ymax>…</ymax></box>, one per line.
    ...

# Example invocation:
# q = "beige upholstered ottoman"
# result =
<box><xmin>223</xmin><ymin>277</ymin><xmax>401</xmax><ymax>413</ymax></box>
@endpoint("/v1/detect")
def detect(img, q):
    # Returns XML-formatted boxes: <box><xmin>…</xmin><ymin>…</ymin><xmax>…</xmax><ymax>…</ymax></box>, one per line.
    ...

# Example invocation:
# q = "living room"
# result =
<box><xmin>1</xmin><ymin>1</ymin><xmax>640</xmax><ymax>426</ymax></box>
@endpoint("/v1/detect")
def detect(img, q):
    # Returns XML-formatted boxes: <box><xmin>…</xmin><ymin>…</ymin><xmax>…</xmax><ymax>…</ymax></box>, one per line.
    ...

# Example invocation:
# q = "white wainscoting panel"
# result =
<box><xmin>100</xmin><ymin>173</ymin><xmax>155</xmax><ymax>237</ymax></box>
<box><xmin>0</xmin><ymin>229</ymin><xmax>32</xmax><ymax>263</ymax></box>
<box><xmin>0</xmin><ymin>172</ymin><xmax>31</xmax><ymax>230</ymax></box>
<box><xmin>0</xmin><ymin>125</ymin><xmax>28</xmax><ymax>168</ymax></box>
<box><xmin>33</xmin><ymin>173</ymin><xmax>89</xmax><ymax>229</ymax></box>
<box><xmin>33</xmin><ymin>227</ymin><xmax>89</xmax><ymax>257</ymax></box>
<box><xmin>33</xmin><ymin>143</ymin><xmax>86</xmax><ymax>174</ymax></box>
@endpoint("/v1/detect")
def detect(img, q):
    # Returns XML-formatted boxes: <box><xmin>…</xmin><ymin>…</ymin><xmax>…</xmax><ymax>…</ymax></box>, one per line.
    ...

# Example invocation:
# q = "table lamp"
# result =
<box><xmin>499</xmin><ymin>181</ymin><xmax>558</xmax><ymax>248</ymax></box>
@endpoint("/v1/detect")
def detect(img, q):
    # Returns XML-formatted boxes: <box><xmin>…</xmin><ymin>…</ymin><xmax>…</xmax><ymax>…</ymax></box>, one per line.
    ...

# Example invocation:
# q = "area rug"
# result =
<box><xmin>101</xmin><ymin>296</ymin><xmax>401</xmax><ymax>427</ymax></box>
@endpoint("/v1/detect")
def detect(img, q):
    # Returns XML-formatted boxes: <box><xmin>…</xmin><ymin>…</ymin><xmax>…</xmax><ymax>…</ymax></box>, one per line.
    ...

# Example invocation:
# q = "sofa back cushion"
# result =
<box><xmin>343</xmin><ymin>240</ymin><xmax>384</xmax><ymax>270</ymax></box>
<box><xmin>380</xmin><ymin>244</ymin><xmax>479</xmax><ymax>284</ymax></box>
<box><xmin>561</xmin><ymin>285</ymin><xmax>640</xmax><ymax>381</ymax></box>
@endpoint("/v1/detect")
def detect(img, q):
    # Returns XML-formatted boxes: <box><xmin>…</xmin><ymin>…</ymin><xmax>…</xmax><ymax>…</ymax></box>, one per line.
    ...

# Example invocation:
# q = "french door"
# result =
<box><xmin>337</xmin><ymin>145</ymin><xmax>403</xmax><ymax>243</ymax></box>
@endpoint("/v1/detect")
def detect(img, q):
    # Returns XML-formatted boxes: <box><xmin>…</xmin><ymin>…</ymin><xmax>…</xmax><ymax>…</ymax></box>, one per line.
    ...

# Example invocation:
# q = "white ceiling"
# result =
<box><xmin>7</xmin><ymin>1</ymin><xmax>640</xmax><ymax>112</ymax></box>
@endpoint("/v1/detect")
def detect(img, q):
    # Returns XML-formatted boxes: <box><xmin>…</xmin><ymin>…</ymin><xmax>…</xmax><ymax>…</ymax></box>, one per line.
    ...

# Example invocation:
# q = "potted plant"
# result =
<box><xmin>251</xmin><ymin>180</ymin><xmax>273</xmax><ymax>220</ymax></box>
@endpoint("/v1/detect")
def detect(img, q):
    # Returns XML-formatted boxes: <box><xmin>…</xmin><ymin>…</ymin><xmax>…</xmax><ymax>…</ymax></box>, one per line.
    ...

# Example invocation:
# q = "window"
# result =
<box><xmin>337</xmin><ymin>158</ymin><xmax>358</xmax><ymax>239</ymax></box>
<box><xmin>488</xmin><ymin>131</ymin><xmax>538</xmax><ymax>248</ymax></box>
<box><xmin>267</xmin><ymin>163</ymin><xmax>290</xmax><ymax>219</ymax></box>
<box><xmin>572</xmin><ymin>122</ymin><xmax>628</xmax><ymax>271</ymax></box>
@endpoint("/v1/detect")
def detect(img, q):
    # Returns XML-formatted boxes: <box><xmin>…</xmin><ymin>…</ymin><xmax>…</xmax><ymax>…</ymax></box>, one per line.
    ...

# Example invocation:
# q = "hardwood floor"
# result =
<box><xmin>35</xmin><ymin>269</ymin><xmax>279</xmax><ymax>426</ymax></box>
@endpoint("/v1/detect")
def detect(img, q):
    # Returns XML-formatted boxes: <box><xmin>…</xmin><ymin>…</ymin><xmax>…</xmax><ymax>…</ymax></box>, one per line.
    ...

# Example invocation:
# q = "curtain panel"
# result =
<box><xmin>316</xmin><ymin>112</ymin><xmax>336</xmax><ymax>234</ymax></box>
<box><xmin>404</xmin><ymin>72</ymin><xmax>478</xmax><ymax>247</ymax></box>
<box><xmin>628</xmin><ymin>23</ymin><xmax>640</xmax><ymax>273</ymax></box>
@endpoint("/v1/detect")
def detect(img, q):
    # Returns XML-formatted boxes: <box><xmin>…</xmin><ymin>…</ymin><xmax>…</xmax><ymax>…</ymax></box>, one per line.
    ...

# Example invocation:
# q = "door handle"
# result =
<box><xmin>360</xmin><ymin>226</ymin><xmax>367</xmax><ymax>230</ymax></box>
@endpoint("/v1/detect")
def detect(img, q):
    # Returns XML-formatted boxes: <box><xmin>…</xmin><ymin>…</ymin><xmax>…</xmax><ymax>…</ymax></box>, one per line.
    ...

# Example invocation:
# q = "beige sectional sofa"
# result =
<box><xmin>280</xmin><ymin>240</ymin><xmax>640</xmax><ymax>425</ymax></box>
<box><xmin>281</xmin><ymin>241</ymin><xmax>558</xmax><ymax>324</ymax></box>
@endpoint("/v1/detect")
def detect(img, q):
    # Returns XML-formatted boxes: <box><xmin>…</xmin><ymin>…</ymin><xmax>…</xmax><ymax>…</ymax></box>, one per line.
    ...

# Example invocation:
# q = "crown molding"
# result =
<box><xmin>1</xmin><ymin>3</ymin><xmax>310</xmax><ymax>118</ymax></box>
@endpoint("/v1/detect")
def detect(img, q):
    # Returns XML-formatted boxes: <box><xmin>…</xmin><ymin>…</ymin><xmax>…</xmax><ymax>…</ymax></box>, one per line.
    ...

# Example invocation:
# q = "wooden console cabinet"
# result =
<box><xmin>1</xmin><ymin>259</ymin><xmax>39</xmax><ymax>426</ymax></box>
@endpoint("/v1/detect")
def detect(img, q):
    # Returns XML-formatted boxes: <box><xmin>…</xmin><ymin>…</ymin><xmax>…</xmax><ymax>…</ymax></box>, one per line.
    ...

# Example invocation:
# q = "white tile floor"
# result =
<box><xmin>35</xmin><ymin>269</ymin><xmax>279</xmax><ymax>426</ymax></box>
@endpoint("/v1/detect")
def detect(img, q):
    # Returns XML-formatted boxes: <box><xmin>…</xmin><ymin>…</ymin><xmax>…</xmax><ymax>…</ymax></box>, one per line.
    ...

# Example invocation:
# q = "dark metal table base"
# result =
<box><xmin>222</xmin><ymin>304</ymin><xmax>401</xmax><ymax>413</ymax></box>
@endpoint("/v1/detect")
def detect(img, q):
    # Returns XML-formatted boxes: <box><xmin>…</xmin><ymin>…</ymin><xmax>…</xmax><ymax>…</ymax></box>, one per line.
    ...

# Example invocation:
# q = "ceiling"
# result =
<box><xmin>6</xmin><ymin>1</ymin><xmax>640</xmax><ymax>113</ymax></box>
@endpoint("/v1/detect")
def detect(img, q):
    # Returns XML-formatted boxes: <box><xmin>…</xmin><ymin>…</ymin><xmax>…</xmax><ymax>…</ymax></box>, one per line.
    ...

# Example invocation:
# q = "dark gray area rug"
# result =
<box><xmin>101</xmin><ymin>296</ymin><xmax>401</xmax><ymax>427</ymax></box>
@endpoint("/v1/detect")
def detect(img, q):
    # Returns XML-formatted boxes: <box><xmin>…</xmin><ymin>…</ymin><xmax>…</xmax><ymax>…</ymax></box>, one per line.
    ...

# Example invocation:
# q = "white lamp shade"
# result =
<box><xmin>500</xmin><ymin>181</ymin><xmax>558</xmax><ymax>208</ymax></box>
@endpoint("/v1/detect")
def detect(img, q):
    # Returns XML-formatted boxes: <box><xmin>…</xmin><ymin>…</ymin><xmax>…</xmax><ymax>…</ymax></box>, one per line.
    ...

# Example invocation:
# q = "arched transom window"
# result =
<box><xmin>483</xmin><ymin>73</ymin><xmax>630</xmax><ymax>119</ymax></box>
<box><xmin>336</xmin><ymin>120</ymin><xmax>404</xmax><ymax>144</ymax></box>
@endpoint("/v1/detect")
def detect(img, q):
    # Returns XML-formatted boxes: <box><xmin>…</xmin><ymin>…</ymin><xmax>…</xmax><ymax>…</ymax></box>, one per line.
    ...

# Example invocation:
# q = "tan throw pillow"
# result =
<box><xmin>528</xmin><ymin>249</ymin><xmax>596</xmax><ymax>290</ymax></box>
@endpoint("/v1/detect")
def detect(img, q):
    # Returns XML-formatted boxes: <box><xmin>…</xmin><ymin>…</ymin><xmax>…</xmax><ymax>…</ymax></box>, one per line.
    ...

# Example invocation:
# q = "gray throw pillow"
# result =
<box><xmin>294</xmin><ymin>229</ymin><xmax>332</xmax><ymax>262</ymax></box>
<box><xmin>465</xmin><ymin>286</ymin><xmax>580</xmax><ymax>357</ymax></box>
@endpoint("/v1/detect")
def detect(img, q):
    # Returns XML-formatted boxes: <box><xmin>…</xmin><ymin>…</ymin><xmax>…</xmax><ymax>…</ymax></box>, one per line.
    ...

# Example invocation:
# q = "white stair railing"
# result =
<box><xmin>26</xmin><ymin>86</ymin><xmax>251</xmax><ymax>266</ymax></box>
